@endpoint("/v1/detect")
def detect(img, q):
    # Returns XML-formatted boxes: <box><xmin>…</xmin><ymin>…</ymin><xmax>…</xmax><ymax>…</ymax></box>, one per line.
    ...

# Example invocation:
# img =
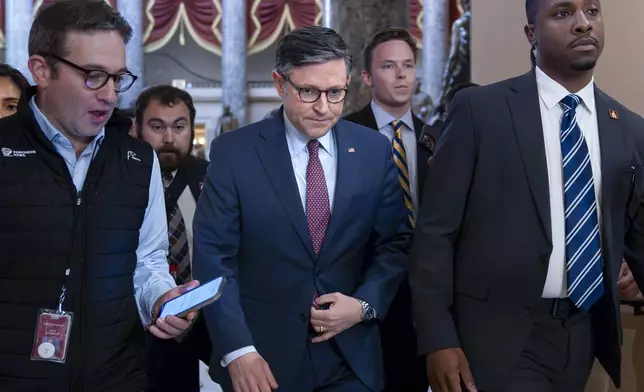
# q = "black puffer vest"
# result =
<box><xmin>0</xmin><ymin>90</ymin><xmax>154</xmax><ymax>391</ymax></box>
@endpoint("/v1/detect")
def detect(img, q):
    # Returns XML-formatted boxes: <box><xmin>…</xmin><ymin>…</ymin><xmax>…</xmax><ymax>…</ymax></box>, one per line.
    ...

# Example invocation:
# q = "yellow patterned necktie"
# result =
<box><xmin>391</xmin><ymin>120</ymin><xmax>415</xmax><ymax>228</ymax></box>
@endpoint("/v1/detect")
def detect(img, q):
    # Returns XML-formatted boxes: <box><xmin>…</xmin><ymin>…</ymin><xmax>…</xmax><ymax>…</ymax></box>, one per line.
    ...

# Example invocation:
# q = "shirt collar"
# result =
<box><xmin>283</xmin><ymin>112</ymin><xmax>335</xmax><ymax>158</ymax></box>
<box><xmin>370</xmin><ymin>100</ymin><xmax>414</xmax><ymax>131</ymax></box>
<box><xmin>535</xmin><ymin>66</ymin><xmax>595</xmax><ymax>115</ymax></box>
<box><xmin>29</xmin><ymin>95</ymin><xmax>106</xmax><ymax>147</ymax></box>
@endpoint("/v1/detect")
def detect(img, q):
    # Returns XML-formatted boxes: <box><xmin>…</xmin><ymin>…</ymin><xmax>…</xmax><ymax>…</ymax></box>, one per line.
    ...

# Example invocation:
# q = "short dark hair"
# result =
<box><xmin>363</xmin><ymin>28</ymin><xmax>418</xmax><ymax>72</ymax></box>
<box><xmin>0</xmin><ymin>64</ymin><xmax>30</xmax><ymax>94</ymax></box>
<box><xmin>525</xmin><ymin>0</ymin><xmax>540</xmax><ymax>24</ymax></box>
<box><xmin>445</xmin><ymin>82</ymin><xmax>479</xmax><ymax>105</ymax></box>
<box><xmin>275</xmin><ymin>26</ymin><xmax>352</xmax><ymax>76</ymax></box>
<box><xmin>135</xmin><ymin>85</ymin><xmax>196</xmax><ymax>139</ymax></box>
<box><xmin>29</xmin><ymin>0</ymin><xmax>132</xmax><ymax>65</ymax></box>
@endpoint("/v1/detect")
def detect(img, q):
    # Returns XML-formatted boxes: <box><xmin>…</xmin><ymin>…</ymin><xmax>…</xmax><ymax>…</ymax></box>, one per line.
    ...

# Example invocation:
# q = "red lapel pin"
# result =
<box><xmin>609</xmin><ymin>109</ymin><xmax>619</xmax><ymax>120</ymax></box>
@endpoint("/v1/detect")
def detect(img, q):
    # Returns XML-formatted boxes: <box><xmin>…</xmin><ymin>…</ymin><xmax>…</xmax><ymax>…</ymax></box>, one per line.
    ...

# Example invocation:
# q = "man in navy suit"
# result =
<box><xmin>193</xmin><ymin>26</ymin><xmax>411</xmax><ymax>392</ymax></box>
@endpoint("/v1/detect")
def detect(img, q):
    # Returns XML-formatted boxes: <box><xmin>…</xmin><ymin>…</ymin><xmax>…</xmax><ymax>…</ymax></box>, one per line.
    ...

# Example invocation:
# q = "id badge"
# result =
<box><xmin>31</xmin><ymin>309</ymin><xmax>73</xmax><ymax>363</ymax></box>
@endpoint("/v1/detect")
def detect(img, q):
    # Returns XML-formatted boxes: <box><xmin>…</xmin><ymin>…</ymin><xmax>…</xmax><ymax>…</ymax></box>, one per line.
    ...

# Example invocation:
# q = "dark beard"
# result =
<box><xmin>157</xmin><ymin>148</ymin><xmax>187</xmax><ymax>173</ymax></box>
<box><xmin>570</xmin><ymin>59</ymin><xmax>597</xmax><ymax>72</ymax></box>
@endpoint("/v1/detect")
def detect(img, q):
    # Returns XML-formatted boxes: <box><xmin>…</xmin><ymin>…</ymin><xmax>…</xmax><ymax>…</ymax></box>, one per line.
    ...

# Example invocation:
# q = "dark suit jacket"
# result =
<box><xmin>193</xmin><ymin>110</ymin><xmax>412</xmax><ymax>392</ymax></box>
<box><xmin>163</xmin><ymin>156</ymin><xmax>208</xmax><ymax>221</ymax></box>
<box><xmin>409</xmin><ymin>71</ymin><xmax>644</xmax><ymax>390</ymax></box>
<box><xmin>344</xmin><ymin>104</ymin><xmax>432</xmax><ymax>201</ymax></box>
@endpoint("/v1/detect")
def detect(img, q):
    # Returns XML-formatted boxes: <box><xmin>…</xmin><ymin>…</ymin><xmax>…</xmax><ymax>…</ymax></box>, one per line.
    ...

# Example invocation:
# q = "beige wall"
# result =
<box><xmin>471</xmin><ymin>1</ymin><xmax>644</xmax><ymax>116</ymax></box>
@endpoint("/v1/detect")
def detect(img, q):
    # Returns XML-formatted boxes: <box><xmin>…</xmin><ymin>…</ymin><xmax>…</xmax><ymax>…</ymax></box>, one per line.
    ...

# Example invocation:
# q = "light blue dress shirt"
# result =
<box><xmin>29</xmin><ymin>97</ymin><xmax>176</xmax><ymax>326</ymax></box>
<box><xmin>221</xmin><ymin>113</ymin><xmax>338</xmax><ymax>366</ymax></box>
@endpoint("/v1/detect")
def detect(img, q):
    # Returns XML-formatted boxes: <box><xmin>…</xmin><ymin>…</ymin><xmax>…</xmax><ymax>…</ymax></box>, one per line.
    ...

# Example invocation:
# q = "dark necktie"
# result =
<box><xmin>306</xmin><ymin>140</ymin><xmax>330</xmax><ymax>309</ymax></box>
<box><xmin>306</xmin><ymin>140</ymin><xmax>330</xmax><ymax>256</ymax></box>
<box><xmin>559</xmin><ymin>94</ymin><xmax>604</xmax><ymax>311</ymax></box>
<box><xmin>391</xmin><ymin>120</ymin><xmax>415</xmax><ymax>228</ymax></box>
<box><xmin>163</xmin><ymin>173</ymin><xmax>191</xmax><ymax>285</ymax></box>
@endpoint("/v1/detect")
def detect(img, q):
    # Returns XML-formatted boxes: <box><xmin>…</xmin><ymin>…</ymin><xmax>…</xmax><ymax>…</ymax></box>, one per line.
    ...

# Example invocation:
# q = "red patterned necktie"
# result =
<box><xmin>306</xmin><ymin>140</ymin><xmax>330</xmax><ymax>256</ymax></box>
<box><xmin>163</xmin><ymin>173</ymin><xmax>191</xmax><ymax>285</ymax></box>
<box><xmin>306</xmin><ymin>140</ymin><xmax>330</xmax><ymax>309</ymax></box>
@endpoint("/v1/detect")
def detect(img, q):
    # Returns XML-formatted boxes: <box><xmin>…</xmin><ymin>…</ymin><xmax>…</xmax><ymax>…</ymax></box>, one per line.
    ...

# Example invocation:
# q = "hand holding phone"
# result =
<box><xmin>158</xmin><ymin>277</ymin><xmax>226</xmax><ymax>319</ymax></box>
<box><xmin>148</xmin><ymin>280</ymin><xmax>201</xmax><ymax>339</ymax></box>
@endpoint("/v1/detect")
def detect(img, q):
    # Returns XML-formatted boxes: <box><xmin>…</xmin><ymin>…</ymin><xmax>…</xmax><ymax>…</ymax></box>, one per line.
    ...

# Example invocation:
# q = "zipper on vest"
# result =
<box><xmin>71</xmin><ymin>190</ymin><xmax>86</xmax><ymax>391</ymax></box>
<box><xmin>79</xmin><ymin>190</ymin><xmax>86</xmax><ymax>391</ymax></box>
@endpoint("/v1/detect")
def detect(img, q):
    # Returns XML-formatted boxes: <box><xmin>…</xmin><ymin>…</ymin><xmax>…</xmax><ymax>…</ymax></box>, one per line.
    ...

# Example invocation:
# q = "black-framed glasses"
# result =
<box><xmin>43</xmin><ymin>53</ymin><xmax>138</xmax><ymax>93</ymax></box>
<box><xmin>282</xmin><ymin>74</ymin><xmax>349</xmax><ymax>104</ymax></box>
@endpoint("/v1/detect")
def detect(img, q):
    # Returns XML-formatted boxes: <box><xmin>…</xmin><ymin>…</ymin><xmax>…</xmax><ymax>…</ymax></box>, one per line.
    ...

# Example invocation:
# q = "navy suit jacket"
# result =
<box><xmin>193</xmin><ymin>110</ymin><xmax>412</xmax><ymax>391</ymax></box>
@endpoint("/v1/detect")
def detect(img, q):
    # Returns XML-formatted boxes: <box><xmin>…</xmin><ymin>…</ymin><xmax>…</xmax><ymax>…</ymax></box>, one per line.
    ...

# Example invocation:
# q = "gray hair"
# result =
<box><xmin>29</xmin><ymin>0</ymin><xmax>132</xmax><ymax>59</ymax></box>
<box><xmin>275</xmin><ymin>26</ymin><xmax>353</xmax><ymax>76</ymax></box>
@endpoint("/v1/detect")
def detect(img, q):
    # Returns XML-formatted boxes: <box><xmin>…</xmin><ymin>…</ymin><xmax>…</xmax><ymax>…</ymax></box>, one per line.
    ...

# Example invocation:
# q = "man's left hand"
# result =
<box><xmin>618</xmin><ymin>262</ymin><xmax>640</xmax><ymax>299</ymax></box>
<box><xmin>148</xmin><ymin>280</ymin><xmax>200</xmax><ymax>339</ymax></box>
<box><xmin>309</xmin><ymin>292</ymin><xmax>362</xmax><ymax>343</ymax></box>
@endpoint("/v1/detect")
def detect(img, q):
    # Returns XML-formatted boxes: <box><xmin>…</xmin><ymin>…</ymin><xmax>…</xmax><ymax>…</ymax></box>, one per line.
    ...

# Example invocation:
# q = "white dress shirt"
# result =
<box><xmin>221</xmin><ymin>112</ymin><xmax>338</xmax><ymax>366</ymax></box>
<box><xmin>30</xmin><ymin>97</ymin><xmax>176</xmax><ymax>326</ymax></box>
<box><xmin>370</xmin><ymin>100</ymin><xmax>419</xmax><ymax>213</ymax></box>
<box><xmin>536</xmin><ymin>67</ymin><xmax>602</xmax><ymax>298</ymax></box>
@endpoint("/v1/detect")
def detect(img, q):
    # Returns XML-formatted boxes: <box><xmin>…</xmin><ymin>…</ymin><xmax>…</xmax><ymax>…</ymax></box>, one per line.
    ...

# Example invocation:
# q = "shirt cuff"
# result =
<box><xmin>140</xmin><ymin>281</ymin><xmax>175</xmax><ymax>326</ymax></box>
<box><xmin>221</xmin><ymin>346</ymin><xmax>258</xmax><ymax>367</ymax></box>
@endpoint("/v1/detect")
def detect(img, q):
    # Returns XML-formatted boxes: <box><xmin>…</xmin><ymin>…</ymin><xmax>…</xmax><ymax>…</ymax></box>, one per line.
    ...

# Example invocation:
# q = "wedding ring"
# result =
<box><xmin>319</xmin><ymin>326</ymin><xmax>324</xmax><ymax>333</ymax></box>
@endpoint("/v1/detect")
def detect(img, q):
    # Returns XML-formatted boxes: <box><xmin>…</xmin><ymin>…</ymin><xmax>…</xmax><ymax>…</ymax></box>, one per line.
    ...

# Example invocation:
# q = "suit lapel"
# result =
<box><xmin>413</xmin><ymin>115</ymin><xmax>430</xmax><ymax>199</ymax></box>
<box><xmin>595</xmin><ymin>89</ymin><xmax>628</xmax><ymax>273</ymax></box>
<box><xmin>357</xmin><ymin>105</ymin><xmax>379</xmax><ymax>130</ymax></box>
<box><xmin>255</xmin><ymin>112</ymin><xmax>316</xmax><ymax>260</ymax></box>
<box><xmin>507</xmin><ymin>72</ymin><xmax>552</xmax><ymax>242</ymax></box>
<box><xmin>320</xmin><ymin>121</ymin><xmax>360</xmax><ymax>254</ymax></box>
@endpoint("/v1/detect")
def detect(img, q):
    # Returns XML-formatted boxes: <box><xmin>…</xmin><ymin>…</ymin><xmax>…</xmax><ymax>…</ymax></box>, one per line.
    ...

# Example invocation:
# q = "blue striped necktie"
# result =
<box><xmin>559</xmin><ymin>94</ymin><xmax>604</xmax><ymax>311</ymax></box>
<box><xmin>391</xmin><ymin>120</ymin><xmax>415</xmax><ymax>228</ymax></box>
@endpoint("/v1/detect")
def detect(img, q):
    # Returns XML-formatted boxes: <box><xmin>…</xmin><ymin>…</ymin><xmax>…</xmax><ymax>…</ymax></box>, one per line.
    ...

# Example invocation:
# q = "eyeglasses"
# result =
<box><xmin>282</xmin><ymin>74</ymin><xmax>349</xmax><ymax>104</ymax></box>
<box><xmin>43</xmin><ymin>53</ymin><xmax>138</xmax><ymax>93</ymax></box>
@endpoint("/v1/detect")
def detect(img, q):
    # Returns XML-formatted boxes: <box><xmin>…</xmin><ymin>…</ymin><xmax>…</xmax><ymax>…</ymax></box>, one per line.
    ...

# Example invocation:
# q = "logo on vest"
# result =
<box><xmin>1</xmin><ymin>147</ymin><xmax>36</xmax><ymax>158</ymax></box>
<box><xmin>127</xmin><ymin>151</ymin><xmax>141</xmax><ymax>162</ymax></box>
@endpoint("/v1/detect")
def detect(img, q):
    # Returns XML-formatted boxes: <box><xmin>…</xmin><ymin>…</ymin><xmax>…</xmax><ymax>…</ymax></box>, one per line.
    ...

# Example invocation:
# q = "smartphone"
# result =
<box><xmin>158</xmin><ymin>277</ymin><xmax>226</xmax><ymax>319</ymax></box>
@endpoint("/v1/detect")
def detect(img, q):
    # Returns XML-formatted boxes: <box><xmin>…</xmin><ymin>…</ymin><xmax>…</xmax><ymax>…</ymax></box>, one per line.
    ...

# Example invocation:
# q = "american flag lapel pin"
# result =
<box><xmin>609</xmin><ymin>109</ymin><xmax>619</xmax><ymax>120</ymax></box>
<box><xmin>348</xmin><ymin>148</ymin><xmax>355</xmax><ymax>153</ymax></box>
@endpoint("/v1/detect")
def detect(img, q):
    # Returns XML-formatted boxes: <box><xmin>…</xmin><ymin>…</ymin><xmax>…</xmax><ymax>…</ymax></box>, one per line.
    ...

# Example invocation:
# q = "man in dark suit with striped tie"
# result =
<box><xmin>344</xmin><ymin>27</ymin><xmax>430</xmax><ymax>392</ymax></box>
<box><xmin>410</xmin><ymin>1</ymin><xmax>644</xmax><ymax>391</ymax></box>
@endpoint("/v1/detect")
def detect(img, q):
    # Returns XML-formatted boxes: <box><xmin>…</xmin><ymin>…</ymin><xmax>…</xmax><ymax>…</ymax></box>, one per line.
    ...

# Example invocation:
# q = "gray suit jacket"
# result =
<box><xmin>410</xmin><ymin>71</ymin><xmax>644</xmax><ymax>390</ymax></box>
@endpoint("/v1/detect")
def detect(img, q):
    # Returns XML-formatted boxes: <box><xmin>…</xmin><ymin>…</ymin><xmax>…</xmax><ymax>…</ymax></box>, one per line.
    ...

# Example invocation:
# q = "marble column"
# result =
<box><xmin>327</xmin><ymin>0</ymin><xmax>410</xmax><ymax>114</ymax></box>
<box><xmin>222</xmin><ymin>0</ymin><xmax>247</xmax><ymax>126</ymax></box>
<box><xmin>117</xmin><ymin>0</ymin><xmax>144</xmax><ymax>108</ymax></box>
<box><xmin>422</xmin><ymin>0</ymin><xmax>449</xmax><ymax>104</ymax></box>
<box><xmin>322</xmin><ymin>0</ymin><xmax>332</xmax><ymax>28</ymax></box>
<box><xmin>5</xmin><ymin>0</ymin><xmax>33</xmax><ymax>83</ymax></box>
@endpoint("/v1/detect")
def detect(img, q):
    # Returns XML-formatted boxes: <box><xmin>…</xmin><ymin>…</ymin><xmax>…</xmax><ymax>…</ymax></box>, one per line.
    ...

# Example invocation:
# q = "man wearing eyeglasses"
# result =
<box><xmin>0</xmin><ymin>1</ymin><xmax>198</xmax><ymax>391</ymax></box>
<box><xmin>193</xmin><ymin>26</ymin><xmax>411</xmax><ymax>392</ymax></box>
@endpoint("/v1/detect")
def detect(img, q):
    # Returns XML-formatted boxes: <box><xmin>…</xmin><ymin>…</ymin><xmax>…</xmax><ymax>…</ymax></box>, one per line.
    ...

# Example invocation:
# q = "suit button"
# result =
<box><xmin>299</xmin><ymin>312</ymin><xmax>308</xmax><ymax>322</ymax></box>
<box><xmin>315</xmin><ymin>268</ymin><xmax>321</xmax><ymax>276</ymax></box>
<box><xmin>524</xmin><ymin>307</ymin><xmax>534</xmax><ymax>316</ymax></box>
<box><xmin>538</xmin><ymin>257</ymin><xmax>546</xmax><ymax>264</ymax></box>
